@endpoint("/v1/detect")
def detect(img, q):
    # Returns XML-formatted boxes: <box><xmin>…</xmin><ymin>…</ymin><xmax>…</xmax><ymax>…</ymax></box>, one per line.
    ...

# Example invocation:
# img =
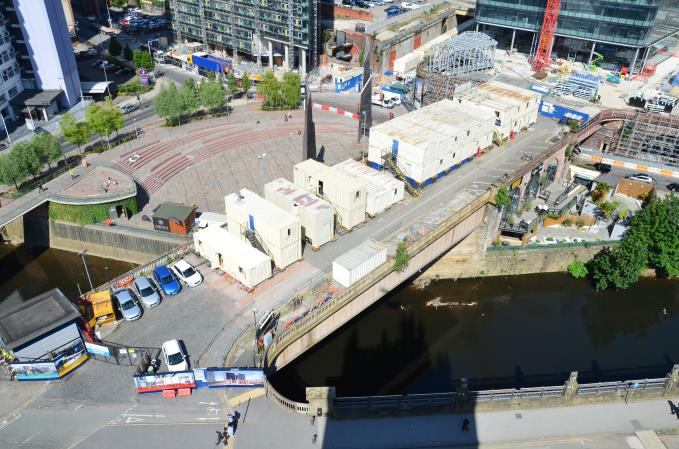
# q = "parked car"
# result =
<box><xmin>119</xmin><ymin>103</ymin><xmax>139</xmax><ymax>114</ymax></box>
<box><xmin>133</xmin><ymin>276</ymin><xmax>161</xmax><ymax>308</ymax></box>
<box><xmin>113</xmin><ymin>289</ymin><xmax>142</xmax><ymax>321</ymax></box>
<box><xmin>171</xmin><ymin>260</ymin><xmax>203</xmax><ymax>287</ymax></box>
<box><xmin>152</xmin><ymin>265</ymin><xmax>182</xmax><ymax>296</ymax></box>
<box><xmin>91</xmin><ymin>59</ymin><xmax>106</xmax><ymax>68</ymax></box>
<box><xmin>625</xmin><ymin>173</ymin><xmax>655</xmax><ymax>184</ymax></box>
<box><xmin>667</xmin><ymin>183</ymin><xmax>679</xmax><ymax>192</ymax></box>
<box><xmin>401</xmin><ymin>1</ymin><xmax>421</xmax><ymax>9</ymax></box>
<box><xmin>114</xmin><ymin>67</ymin><xmax>131</xmax><ymax>76</ymax></box>
<box><xmin>161</xmin><ymin>340</ymin><xmax>189</xmax><ymax>372</ymax></box>
<box><xmin>594</xmin><ymin>162</ymin><xmax>611</xmax><ymax>173</ymax></box>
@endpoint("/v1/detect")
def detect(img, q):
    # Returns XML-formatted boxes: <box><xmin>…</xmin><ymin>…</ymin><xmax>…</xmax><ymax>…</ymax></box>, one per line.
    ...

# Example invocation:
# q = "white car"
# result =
<box><xmin>170</xmin><ymin>260</ymin><xmax>203</xmax><ymax>287</ymax></box>
<box><xmin>625</xmin><ymin>173</ymin><xmax>655</xmax><ymax>184</ymax></box>
<box><xmin>162</xmin><ymin>340</ymin><xmax>189</xmax><ymax>372</ymax></box>
<box><xmin>401</xmin><ymin>2</ymin><xmax>421</xmax><ymax>9</ymax></box>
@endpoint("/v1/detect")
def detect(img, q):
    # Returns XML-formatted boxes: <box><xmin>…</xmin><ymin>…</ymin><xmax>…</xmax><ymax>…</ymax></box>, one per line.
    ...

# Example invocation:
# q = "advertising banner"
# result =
<box><xmin>11</xmin><ymin>361</ymin><xmax>59</xmax><ymax>380</ymax></box>
<box><xmin>193</xmin><ymin>368</ymin><xmax>208</xmax><ymax>389</ymax></box>
<box><xmin>139</xmin><ymin>69</ymin><xmax>149</xmax><ymax>86</ymax></box>
<box><xmin>85</xmin><ymin>342</ymin><xmax>111</xmax><ymax>357</ymax></box>
<box><xmin>133</xmin><ymin>371</ymin><xmax>196</xmax><ymax>393</ymax></box>
<box><xmin>206</xmin><ymin>368</ymin><xmax>265</xmax><ymax>389</ymax></box>
<box><xmin>53</xmin><ymin>340</ymin><xmax>88</xmax><ymax>377</ymax></box>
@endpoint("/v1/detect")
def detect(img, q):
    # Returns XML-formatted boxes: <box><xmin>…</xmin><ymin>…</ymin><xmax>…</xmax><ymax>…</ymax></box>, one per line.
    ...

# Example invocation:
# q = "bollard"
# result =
<box><xmin>563</xmin><ymin>371</ymin><xmax>579</xmax><ymax>401</ymax></box>
<box><xmin>456</xmin><ymin>378</ymin><xmax>469</xmax><ymax>410</ymax></box>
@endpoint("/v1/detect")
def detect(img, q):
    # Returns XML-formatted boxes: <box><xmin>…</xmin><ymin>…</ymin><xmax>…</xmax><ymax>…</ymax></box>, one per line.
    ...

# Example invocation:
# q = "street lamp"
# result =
<box><xmin>77</xmin><ymin>249</ymin><xmax>94</xmax><ymax>291</ymax></box>
<box><xmin>104</xmin><ymin>0</ymin><xmax>113</xmax><ymax>29</ymax></box>
<box><xmin>0</xmin><ymin>112</ymin><xmax>11</xmax><ymax>143</ymax></box>
<box><xmin>99</xmin><ymin>34</ymin><xmax>111</xmax><ymax>97</ymax></box>
<box><xmin>252</xmin><ymin>307</ymin><xmax>258</xmax><ymax>366</ymax></box>
<box><xmin>256</xmin><ymin>152</ymin><xmax>267</xmax><ymax>194</ymax></box>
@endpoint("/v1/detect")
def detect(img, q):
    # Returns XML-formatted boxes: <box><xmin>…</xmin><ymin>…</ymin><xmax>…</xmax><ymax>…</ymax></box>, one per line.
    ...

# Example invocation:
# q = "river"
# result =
<box><xmin>0</xmin><ymin>243</ymin><xmax>137</xmax><ymax>307</ymax></box>
<box><xmin>269</xmin><ymin>273</ymin><xmax>679</xmax><ymax>402</ymax></box>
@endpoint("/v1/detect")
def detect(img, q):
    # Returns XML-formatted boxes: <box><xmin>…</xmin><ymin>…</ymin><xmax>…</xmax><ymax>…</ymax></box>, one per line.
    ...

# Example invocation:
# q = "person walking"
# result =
<box><xmin>69</xmin><ymin>168</ymin><xmax>75</xmax><ymax>180</ymax></box>
<box><xmin>461</xmin><ymin>418</ymin><xmax>470</xmax><ymax>432</ymax></box>
<box><xmin>214</xmin><ymin>430</ymin><xmax>223</xmax><ymax>445</ymax></box>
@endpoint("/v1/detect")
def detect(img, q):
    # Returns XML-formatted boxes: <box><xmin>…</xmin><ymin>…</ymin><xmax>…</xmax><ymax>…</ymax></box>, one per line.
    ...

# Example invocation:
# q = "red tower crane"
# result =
<box><xmin>532</xmin><ymin>0</ymin><xmax>561</xmax><ymax>73</ymax></box>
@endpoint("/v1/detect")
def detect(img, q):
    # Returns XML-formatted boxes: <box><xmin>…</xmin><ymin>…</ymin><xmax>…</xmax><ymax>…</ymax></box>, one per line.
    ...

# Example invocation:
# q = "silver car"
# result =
<box><xmin>114</xmin><ymin>289</ymin><xmax>142</xmax><ymax>321</ymax></box>
<box><xmin>133</xmin><ymin>276</ymin><xmax>161</xmax><ymax>308</ymax></box>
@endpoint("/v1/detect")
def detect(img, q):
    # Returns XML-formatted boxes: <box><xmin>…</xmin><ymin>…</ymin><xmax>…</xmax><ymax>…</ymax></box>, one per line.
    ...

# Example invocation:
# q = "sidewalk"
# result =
<box><xmin>235</xmin><ymin>396</ymin><xmax>679</xmax><ymax>449</ymax></box>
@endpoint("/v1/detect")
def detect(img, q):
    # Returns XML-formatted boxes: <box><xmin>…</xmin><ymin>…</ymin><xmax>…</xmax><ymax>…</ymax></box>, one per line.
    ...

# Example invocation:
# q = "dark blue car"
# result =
<box><xmin>153</xmin><ymin>265</ymin><xmax>181</xmax><ymax>296</ymax></box>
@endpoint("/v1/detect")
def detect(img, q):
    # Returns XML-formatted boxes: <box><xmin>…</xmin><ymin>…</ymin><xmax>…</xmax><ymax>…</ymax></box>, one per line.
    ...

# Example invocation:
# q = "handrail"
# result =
<box><xmin>265</xmin><ymin>380</ymin><xmax>309</xmax><ymax>414</ymax></box>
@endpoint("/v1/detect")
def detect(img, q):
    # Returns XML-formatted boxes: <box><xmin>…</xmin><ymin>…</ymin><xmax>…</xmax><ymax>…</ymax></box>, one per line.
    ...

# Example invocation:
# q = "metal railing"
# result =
<box><xmin>365</xmin><ymin>0</ymin><xmax>452</xmax><ymax>35</ymax></box>
<box><xmin>81</xmin><ymin>242</ymin><xmax>194</xmax><ymax>298</ymax></box>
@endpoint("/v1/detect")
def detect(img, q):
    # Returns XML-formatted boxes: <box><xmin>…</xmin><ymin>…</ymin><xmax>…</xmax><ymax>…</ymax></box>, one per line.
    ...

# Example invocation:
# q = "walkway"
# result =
<box><xmin>234</xmin><ymin>395</ymin><xmax>679</xmax><ymax>449</ymax></box>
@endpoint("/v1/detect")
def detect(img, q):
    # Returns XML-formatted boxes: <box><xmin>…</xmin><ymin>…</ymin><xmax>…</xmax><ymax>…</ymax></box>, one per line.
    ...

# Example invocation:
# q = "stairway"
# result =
<box><xmin>318</xmin><ymin>191</ymin><xmax>344</xmax><ymax>231</ymax></box>
<box><xmin>245</xmin><ymin>229</ymin><xmax>269</xmax><ymax>257</ymax></box>
<box><xmin>383</xmin><ymin>154</ymin><xmax>421</xmax><ymax>198</ymax></box>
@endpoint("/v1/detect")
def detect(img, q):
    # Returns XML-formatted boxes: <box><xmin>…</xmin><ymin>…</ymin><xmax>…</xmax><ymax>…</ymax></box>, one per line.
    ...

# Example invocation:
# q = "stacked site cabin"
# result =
<box><xmin>332</xmin><ymin>239</ymin><xmax>388</xmax><ymax>287</ymax></box>
<box><xmin>193</xmin><ymin>226</ymin><xmax>272</xmax><ymax>288</ymax></box>
<box><xmin>293</xmin><ymin>159</ymin><xmax>367</xmax><ymax>230</ymax></box>
<box><xmin>264</xmin><ymin>178</ymin><xmax>334</xmax><ymax>249</ymax></box>
<box><xmin>456</xmin><ymin>81</ymin><xmax>541</xmax><ymax>142</ymax></box>
<box><xmin>367</xmin><ymin>99</ymin><xmax>496</xmax><ymax>187</ymax></box>
<box><xmin>224</xmin><ymin>189</ymin><xmax>302</xmax><ymax>270</ymax></box>
<box><xmin>332</xmin><ymin>159</ymin><xmax>405</xmax><ymax>217</ymax></box>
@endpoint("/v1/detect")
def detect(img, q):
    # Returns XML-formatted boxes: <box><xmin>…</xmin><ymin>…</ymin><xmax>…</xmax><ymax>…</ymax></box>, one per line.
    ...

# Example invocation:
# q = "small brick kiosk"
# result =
<box><xmin>152</xmin><ymin>202</ymin><xmax>197</xmax><ymax>235</ymax></box>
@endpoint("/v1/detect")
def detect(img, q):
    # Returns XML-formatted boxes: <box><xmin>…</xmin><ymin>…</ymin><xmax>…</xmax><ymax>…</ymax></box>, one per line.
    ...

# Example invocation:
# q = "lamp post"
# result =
<box><xmin>104</xmin><ymin>0</ymin><xmax>113</xmax><ymax>29</ymax></box>
<box><xmin>0</xmin><ymin>112</ymin><xmax>11</xmax><ymax>143</ymax></box>
<box><xmin>78</xmin><ymin>249</ymin><xmax>94</xmax><ymax>291</ymax></box>
<box><xmin>256</xmin><ymin>152</ymin><xmax>267</xmax><ymax>194</ymax></box>
<box><xmin>252</xmin><ymin>307</ymin><xmax>258</xmax><ymax>366</ymax></box>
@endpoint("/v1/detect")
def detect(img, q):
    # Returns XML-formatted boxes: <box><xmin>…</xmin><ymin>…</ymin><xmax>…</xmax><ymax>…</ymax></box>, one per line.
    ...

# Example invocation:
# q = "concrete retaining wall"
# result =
<box><xmin>49</xmin><ymin>221</ymin><xmax>187</xmax><ymax>264</ymax></box>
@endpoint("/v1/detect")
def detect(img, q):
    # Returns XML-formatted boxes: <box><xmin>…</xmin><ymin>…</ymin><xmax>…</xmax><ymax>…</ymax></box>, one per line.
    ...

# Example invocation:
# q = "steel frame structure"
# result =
<box><xmin>609</xmin><ymin>112</ymin><xmax>679</xmax><ymax>167</ymax></box>
<box><xmin>415</xmin><ymin>63</ymin><xmax>458</xmax><ymax>107</ymax></box>
<box><xmin>426</xmin><ymin>32</ymin><xmax>497</xmax><ymax>76</ymax></box>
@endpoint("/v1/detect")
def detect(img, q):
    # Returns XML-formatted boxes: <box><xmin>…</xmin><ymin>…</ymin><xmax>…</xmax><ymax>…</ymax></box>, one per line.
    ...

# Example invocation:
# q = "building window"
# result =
<box><xmin>287</xmin><ymin>228</ymin><xmax>291</xmax><ymax>236</ymax></box>
<box><xmin>355</xmin><ymin>191</ymin><xmax>359</xmax><ymax>199</ymax></box>
<box><xmin>8</xmin><ymin>86</ymin><xmax>17</xmax><ymax>97</ymax></box>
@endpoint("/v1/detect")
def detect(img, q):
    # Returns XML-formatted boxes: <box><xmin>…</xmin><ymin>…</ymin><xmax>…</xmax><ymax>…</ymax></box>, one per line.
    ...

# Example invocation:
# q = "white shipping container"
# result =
<box><xmin>264</xmin><ymin>178</ymin><xmax>334</xmax><ymax>248</ymax></box>
<box><xmin>293</xmin><ymin>159</ymin><xmax>367</xmax><ymax>229</ymax></box>
<box><xmin>193</xmin><ymin>226</ymin><xmax>272</xmax><ymax>288</ymax></box>
<box><xmin>224</xmin><ymin>189</ymin><xmax>302</xmax><ymax>269</ymax></box>
<box><xmin>333</xmin><ymin>239</ymin><xmax>388</xmax><ymax>287</ymax></box>
<box><xmin>332</xmin><ymin>159</ymin><xmax>405</xmax><ymax>216</ymax></box>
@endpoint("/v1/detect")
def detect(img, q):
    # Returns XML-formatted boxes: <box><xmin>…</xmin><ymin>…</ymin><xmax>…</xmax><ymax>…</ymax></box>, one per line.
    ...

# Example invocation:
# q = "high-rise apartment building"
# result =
<box><xmin>0</xmin><ymin>0</ymin><xmax>81</xmax><ymax>130</ymax></box>
<box><xmin>168</xmin><ymin>0</ymin><xmax>319</xmax><ymax>73</ymax></box>
<box><xmin>475</xmin><ymin>0</ymin><xmax>679</xmax><ymax>74</ymax></box>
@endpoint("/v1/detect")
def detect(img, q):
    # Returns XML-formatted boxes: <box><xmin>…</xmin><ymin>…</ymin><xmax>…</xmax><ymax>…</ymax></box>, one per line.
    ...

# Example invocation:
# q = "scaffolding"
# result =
<box><xmin>609</xmin><ymin>112</ymin><xmax>679</xmax><ymax>167</ymax></box>
<box><xmin>426</xmin><ymin>32</ymin><xmax>497</xmax><ymax>76</ymax></box>
<box><xmin>414</xmin><ymin>63</ymin><xmax>457</xmax><ymax>107</ymax></box>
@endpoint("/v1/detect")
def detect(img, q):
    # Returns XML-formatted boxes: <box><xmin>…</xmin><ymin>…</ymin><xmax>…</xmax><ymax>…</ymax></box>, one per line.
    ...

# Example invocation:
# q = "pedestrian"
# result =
<box><xmin>37</xmin><ymin>183</ymin><xmax>44</xmax><ymax>193</ymax></box>
<box><xmin>215</xmin><ymin>430</ymin><xmax>223</xmax><ymax>445</ymax></box>
<box><xmin>284</xmin><ymin>114</ymin><xmax>288</xmax><ymax>122</ymax></box>
<box><xmin>461</xmin><ymin>418</ymin><xmax>470</xmax><ymax>432</ymax></box>
<box><xmin>69</xmin><ymin>168</ymin><xmax>75</xmax><ymax>179</ymax></box>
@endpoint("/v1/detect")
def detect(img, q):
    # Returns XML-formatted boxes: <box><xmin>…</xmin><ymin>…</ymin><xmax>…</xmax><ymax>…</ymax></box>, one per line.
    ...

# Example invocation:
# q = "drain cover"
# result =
<box><xmin>515</xmin><ymin>413</ymin><xmax>523</xmax><ymax>419</ymax></box>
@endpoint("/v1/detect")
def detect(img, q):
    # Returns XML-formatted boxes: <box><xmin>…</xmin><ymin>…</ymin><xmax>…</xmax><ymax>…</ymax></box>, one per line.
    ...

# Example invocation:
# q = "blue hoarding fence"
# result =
<box><xmin>538</xmin><ymin>101</ymin><xmax>590</xmax><ymax>123</ymax></box>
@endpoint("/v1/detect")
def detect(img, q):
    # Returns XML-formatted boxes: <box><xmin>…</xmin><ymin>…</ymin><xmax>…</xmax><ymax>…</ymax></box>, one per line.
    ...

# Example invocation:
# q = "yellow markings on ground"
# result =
<box><xmin>478</xmin><ymin>437</ymin><xmax>588</xmax><ymax>449</ymax></box>
<box><xmin>227</xmin><ymin>388</ymin><xmax>265</xmax><ymax>408</ymax></box>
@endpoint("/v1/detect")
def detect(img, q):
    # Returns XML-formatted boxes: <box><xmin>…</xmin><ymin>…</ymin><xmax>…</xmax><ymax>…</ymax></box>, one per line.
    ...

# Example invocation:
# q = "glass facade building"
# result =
<box><xmin>169</xmin><ymin>0</ymin><xmax>318</xmax><ymax>71</ymax></box>
<box><xmin>476</xmin><ymin>0</ymin><xmax>679</xmax><ymax>70</ymax></box>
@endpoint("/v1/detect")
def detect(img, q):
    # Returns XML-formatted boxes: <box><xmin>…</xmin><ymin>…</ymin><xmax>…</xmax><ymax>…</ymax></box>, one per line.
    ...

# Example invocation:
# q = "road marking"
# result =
<box><xmin>0</xmin><ymin>413</ymin><xmax>21</xmax><ymax>431</ymax></box>
<box><xmin>125</xmin><ymin>416</ymin><xmax>144</xmax><ymax>424</ymax></box>
<box><xmin>199</xmin><ymin>402</ymin><xmax>220</xmax><ymax>406</ymax></box>
<box><xmin>479</xmin><ymin>437</ymin><xmax>587</xmax><ymax>448</ymax></box>
<box><xmin>121</xmin><ymin>414</ymin><xmax>166</xmax><ymax>418</ymax></box>
<box><xmin>196</xmin><ymin>417</ymin><xmax>220</xmax><ymax>421</ymax></box>
<box><xmin>228</xmin><ymin>388</ymin><xmax>265</xmax><ymax>407</ymax></box>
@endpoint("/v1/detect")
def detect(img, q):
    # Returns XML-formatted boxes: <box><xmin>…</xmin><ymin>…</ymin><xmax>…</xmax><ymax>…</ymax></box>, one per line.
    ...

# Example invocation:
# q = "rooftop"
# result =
<box><xmin>265</xmin><ymin>178</ymin><xmax>333</xmax><ymax>212</ymax></box>
<box><xmin>0</xmin><ymin>289</ymin><xmax>80</xmax><ymax>350</ymax></box>
<box><xmin>10</xmin><ymin>89</ymin><xmax>63</xmax><ymax>107</ymax></box>
<box><xmin>153</xmin><ymin>202</ymin><xmax>196</xmax><ymax>221</ymax></box>
<box><xmin>295</xmin><ymin>159</ymin><xmax>367</xmax><ymax>192</ymax></box>
<box><xmin>334</xmin><ymin>239</ymin><xmax>386</xmax><ymax>270</ymax></box>
<box><xmin>225</xmin><ymin>188</ymin><xmax>298</xmax><ymax>228</ymax></box>
<box><xmin>370</xmin><ymin>99</ymin><xmax>495</xmax><ymax>147</ymax></box>
<box><xmin>194</xmin><ymin>226</ymin><xmax>270</xmax><ymax>269</ymax></box>
<box><xmin>50</xmin><ymin>165</ymin><xmax>137</xmax><ymax>206</ymax></box>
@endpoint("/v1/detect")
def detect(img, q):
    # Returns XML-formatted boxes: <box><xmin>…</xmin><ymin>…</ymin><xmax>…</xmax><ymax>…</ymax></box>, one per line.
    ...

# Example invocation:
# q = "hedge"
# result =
<box><xmin>49</xmin><ymin>197</ymin><xmax>138</xmax><ymax>225</ymax></box>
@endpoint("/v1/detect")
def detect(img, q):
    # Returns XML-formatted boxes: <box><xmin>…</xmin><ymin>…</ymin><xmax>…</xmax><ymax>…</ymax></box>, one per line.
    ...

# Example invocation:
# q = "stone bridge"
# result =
<box><xmin>264</xmin><ymin>112</ymin><xmax>612</xmax><ymax>373</ymax></box>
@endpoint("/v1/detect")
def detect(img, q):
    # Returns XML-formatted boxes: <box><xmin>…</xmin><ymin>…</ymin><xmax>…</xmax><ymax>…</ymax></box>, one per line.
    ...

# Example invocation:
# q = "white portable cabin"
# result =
<box><xmin>224</xmin><ymin>189</ymin><xmax>302</xmax><ymax>270</ymax></box>
<box><xmin>293</xmin><ymin>159</ymin><xmax>367</xmax><ymax>230</ymax></box>
<box><xmin>193</xmin><ymin>226</ymin><xmax>272</xmax><ymax>289</ymax></box>
<box><xmin>455</xmin><ymin>81</ymin><xmax>541</xmax><ymax>141</ymax></box>
<box><xmin>196</xmin><ymin>212</ymin><xmax>228</xmax><ymax>229</ymax></box>
<box><xmin>332</xmin><ymin>159</ymin><xmax>405</xmax><ymax>216</ymax></box>
<box><xmin>332</xmin><ymin>239</ymin><xmax>387</xmax><ymax>287</ymax></box>
<box><xmin>264</xmin><ymin>178</ymin><xmax>334</xmax><ymax>249</ymax></box>
<box><xmin>367</xmin><ymin>99</ymin><xmax>495</xmax><ymax>186</ymax></box>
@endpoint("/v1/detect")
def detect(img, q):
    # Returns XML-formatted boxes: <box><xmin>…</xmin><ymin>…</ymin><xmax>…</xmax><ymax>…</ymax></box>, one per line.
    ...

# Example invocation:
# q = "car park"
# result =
<box><xmin>625</xmin><ymin>173</ymin><xmax>655</xmax><ymax>184</ymax></box>
<box><xmin>133</xmin><ymin>276</ymin><xmax>161</xmax><ymax>308</ymax></box>
<box><xmin>171</xmin><ymin>260</ymin><xmax>203</xmax><ymax>287</ymax></box>
<box><xmin>161</xmin><ymin>340</ymin><xmax>189</xmax><ymax>372</ymax></box>
<box><xmin>153</xmin><ymin>265</ymin><xmax>182</xmax><ymax>296</ymax></box>
<box><xmin>113</xmin><ymin>289</ymin><xmax>142</xmax><ymax>321</ymax></box>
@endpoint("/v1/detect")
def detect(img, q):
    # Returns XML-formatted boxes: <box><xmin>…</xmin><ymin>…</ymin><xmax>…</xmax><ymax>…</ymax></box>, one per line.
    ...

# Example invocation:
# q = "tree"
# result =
<box><xmin>133</xmin><ymin>50</ymin><xmax>143</xmax><ymax>68</ymax></box>
<box><xmin>591</xmin><ymin>182</ymin><xmax>610</xmax><ymax>204</ymax></box>
<box><xmin>599</xmin><ymin>201</ymin><xmax>617</xmax><ymax>220</ymax></box>
<box><xmin>154</xmin><ymin>83</ymin><xmax>183</xmax><ymax>124</ymax></box>
<box><xmin>241</xmin><ymin>73</ymin><xmax>251</xmax><ymax>94</ymax></box>
<box><xmin>140</xmin><ymin>51</ymin><xmax>155</xmax><ymax>71</ymax></box>
<box><xmin>393</xmin><ymin>242</ymin><xmax>411</xmax><ymax>272</ymax></box>
<box><xmin>567</xmin><ymin>260</ymin><xmax>588</xmax><ymax>279</ymax></box>
<box><xmin>617</xmin><ymin>207</ymin><xmax>629</xmax><ymax>222</ymax></box>
<box><xmin>123</xmin><ymin>44</ymin><xmax>133</xmax><ymax>62</ymax></box>
<box><xmin>199</xmin><ymin>78</ymin><xmax>225</xmax><ymax>112</ymax></box>
<box><xmin>111</xmin><ymin>0</ymin><xmax>127</xmax><ymax>6</ymax></box>
<box><xmin>108</xmin><ymin>36</ymin><xmax>122</xmax><ymax>57</ymax></box>
<box><xmin>495</xmin><ymin>185</ymin><xmax>511</xmax><ymax>208</ymax></box>
<box><xmin>565</xmin><ymin>144</ymin><xmax>575</xmax><ymax>162</ymax></box>
<box><xmin>257</xmin><ymin>70</ymin><xmax>282</xmax><ymax>109</ymax></box>
<box><xmin>358</xmin><ymin>48</ymin><xmax>366</xmax><ymax>66</ymax></box>
<box><xmin>179</xmin><ymin>84</ymin><xmax>199</xmax><ymax>117</ymax></box>
<box><xmin>11</xmin><ymin>141</ymin><xmax>42</xmax><ymax>180</ymax></box>
<box><xmin>61</xmin><ymin>113</ymin><xmax>88</xmax><ymax>154</ymax></box>
<box><xmin>85</xmin><ymin>98</ymin><xmax>124</xmax><ymax>148</ymax></box>
<box><xmin>226</xmin><ymin>72</ymin><xmax>238</xmax><ymax>94</ymax></box>
<box><xmin>35</xmin><ymin>133</ymin><xmax>63</xmax><ymax>170</ymax></box>
<box><xmin>282</xmin><ymin>72</ymin><xmax>301</xmax><ymax>108</ymax></box>
<box><xmin>0</xmin><ymin>153</ymin><xmax>24</xmax><ymax>189</ymax></box>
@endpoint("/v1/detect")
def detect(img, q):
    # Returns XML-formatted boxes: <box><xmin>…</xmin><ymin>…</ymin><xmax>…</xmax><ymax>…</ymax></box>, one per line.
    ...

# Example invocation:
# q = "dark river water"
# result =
<box><xmin>270</xmin><ymin>273</ymin><xmax>679</xmax><ymax>402</ymax></box>
<box><xmin>0</xmin><ymin>243</ymin><xmax>137</xmax><ymax>307</ymax></box>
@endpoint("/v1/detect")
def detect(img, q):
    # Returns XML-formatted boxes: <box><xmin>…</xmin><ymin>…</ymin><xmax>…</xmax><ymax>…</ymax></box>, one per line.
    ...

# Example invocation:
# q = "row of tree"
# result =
<box><xmin>257</xmin><ymin>70</ymin><xmax>301</xmax><ymax>110</ymax></box>
<box><xmin>154</xmin><ymin>78</ymin><xmax>227</xmax><ymax>125</ymax></box>
<box><xmin>0</xmin><ymin>133</ymin><xmax>63</xmax><ymax>189</ymax></box>
<box><xmin>108</xmin><ymin>36</ymin><xmax>155</xmax><ymax>71</ymax></box>
<box><xmin>60</xmin><ymin>99</ymin><xmax>125</xmax><ymax>152</ymax></box>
